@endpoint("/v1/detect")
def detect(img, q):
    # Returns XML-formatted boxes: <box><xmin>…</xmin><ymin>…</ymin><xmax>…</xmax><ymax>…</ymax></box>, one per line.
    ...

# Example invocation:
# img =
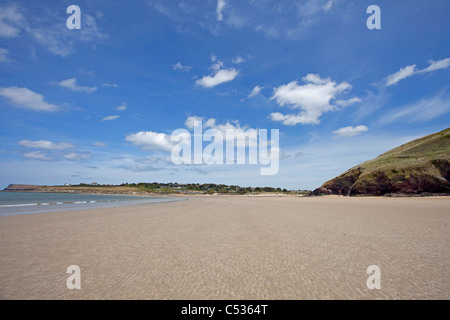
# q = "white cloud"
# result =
<box><xmin>18</xmin><ymin>139</ymin><xmax>92</xmax><ymax>162</ymax></box>
<box><xmin>248</xmin><ymin>85</ymin><xmax>263</xmax><ymax>98</ymax></box>
<box><xmin>184</xmin><ymin>115</ymin><xmax>260</xmax><ymax>148</ymax></box>
<box><xmin>125</xmin><ymin>131</ymin><xmax>175</xmax><ymax>152</ymax></box>
<box><xmin>172</xmin><ymin>62</ymin><xmax>192</xmax><ymax>72</ymax></box>
<box><xmin>199</xmin><ymin>55</ymin><xmax>236</xmax><ymax>87</ymax></box>
<box><xmin>217</xmin><ymin>0</ymin><xmax>227</xmax><ymax>21</ymax></box>
<box><xmin>270</xmin><ymin>74</ymin><xmax>352</xmax><ymax>125</ymax></box>
<box><xmin>386</xmin><ymin>65</ymin><xmax>417</xmax><ymax>86</ymax></box>
<box><xmin>0</xmin><ymin>87</ymin><xmax>58</xmax><ymax>112</ymax></box>
<box><xmin>270</xmin><ymin>112</ymin><xmax>319</xmax><ymax>126</ymax></box>
<box><xmin>335</xmin><ymin>97</ymin><xmax>361</xmax><ymax>107</ymax></box>
<box><xmin>232</xmin><ymin>56</ymin><xmax>245</xmax><ymax>64</ymax></box>
<box><xmin>196</xmin><ymin>68</ymin><xmax>239</xmax><ymax>88</ymax></box>
<box><xmin>386</xmin><ymin>57</ymin><xmax>450</xmax><ymax>86</ymax></box>
<box><xmin>185</xmin><ymin>116</ymin><xmax>216</xmax><ymax>130</ymax></box>
<box><xmin>322</xmin><ymin>0</ymin><xmax>336</xmax><ymax>12</ymax></box>
<box><xmin>379</xmin><ymin>95</ymin><xmax>450</xmax><ymax>124</ymax></box>
<box><xmin>59</xmin><ymin>78</ymin><xmax>97</xmax><ymax>93</ymax></box>
<box><xmin>135</xmin><ymin>156</ymin><xmax>172</xmax><ymax>165</ymax></box>
<box><xmin>0</xmin><ymin>5</ymin><xmax>24</xmax><ymax>38</ymax></box>
<box><xmin>94</xmin><ymin>141</ymin><xmax>107</xmax><ymax>147</ymax></box>
<box><xmin>102</xmin><ymin>83</ymin><xmax>118</xmax><ymax>88</ymax></box>
<box><xmin>126</xmin><ymin>115</ymin><xmax>261</xmax><ymax>157</ymax></box>
<box><xmin>101</xmin><ymin>115</ymin><xmax>120</xmax><ymax>121</ymax></box>
<box><xmin>332</xmin><ymin>125</ymin><xmax>368</xmax><ymax>138</ymax></box>
<box><xmin>23</xmin><ymin>151</ymin><xmax>52</xmax><ymax>161</ymax></box>
<box><xmin>0</xmin><ymin>48</ymin><xmax>11</xmax><ymax>62</ymax></box>
<box><xmin>116</xmin><ymin>103</ymin><xmax>127</xmax><ymax>111</ymax></box>
<box><xmin>63</xmin><ymin>152</ymin><xmax>91</xmax><ymax>161</ymax></box>
<box><xmin>117</xmin><ymin>165</ymin><xmax>165</xmax><ymax>172</ymax></box>
<box><xmin>18</xmin><ymin>140</ymin><xmax>75</xmax><ymax>150</ymax></box>
<box><xmin>420</xmin><ymin>57</ymin><xmax>450</xmax><ymax>73</ymax></box>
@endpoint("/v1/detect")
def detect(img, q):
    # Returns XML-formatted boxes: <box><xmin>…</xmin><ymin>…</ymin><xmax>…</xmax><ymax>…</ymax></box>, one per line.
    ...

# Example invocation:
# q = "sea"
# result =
<box><xmin>0</xmin><ymin>192</ymin><xmax>183</xmax><ymax>217</ymax></box>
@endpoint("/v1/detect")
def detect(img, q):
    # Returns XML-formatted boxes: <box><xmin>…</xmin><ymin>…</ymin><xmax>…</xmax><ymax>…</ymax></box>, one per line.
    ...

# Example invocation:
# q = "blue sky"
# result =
<box><xmin>0</xmin><ymin>0</ymin><xmax>449</xmax><ymax>190</ymax></box>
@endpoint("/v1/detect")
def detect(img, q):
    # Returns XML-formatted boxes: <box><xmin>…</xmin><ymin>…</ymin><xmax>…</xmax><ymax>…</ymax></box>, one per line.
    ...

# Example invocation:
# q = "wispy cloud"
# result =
<box><xmin>18</xmin><ymin>139</ymin><xmax>91</xmax><ymax>162</ymax></box>
<box><xmin>332</xmin><ymin>125</ymin><xmax>368</xmax><ymax>138</ymax></box>
<box><xmin>102</xmin><ymin>83</ymin><xmax>118</xmax><ymax>88</ymax></box>
<box><xmin>59</xmin><ymin>78</ymin><xmax>97</xmax><ymax>93</ymax></box>
<box><xmin>0</xmin><ymin>48</ymin><xmax>11</xmax><ymax>62</ymax></box>
<box><xmin>232</xmin><ymin>56</ymin><xmax>246</xmax><ymax>64</ymax></box>
<box><xmin>148</xmin><ymin>1</ymin><xmax>339</xmax><ymax>40</ymax></box>
<box><xmin>0</xmin><ymin>5</ymin><xmax>24</xmax><ymax>38</ymax></box>
<box><xmin>63</xmin><ymin>152</ymin><xmax>91</xmax><ymax>161</ymax></box>
<box><xmin>32</xmin><ymin>13</ymin><xmax>107</xmax><ymax>57</ymax></box>
<box><xmin>248</xmin><ymin>85</ymin><xmax>263</xmax><ymax>98</ymax></box>
<box><xmin>116</xmin><ymin>165</ymin><xmax>165</xmax><ymax>172</ymax></box>
<box><xmin>18</xmin><ymin>140</ymin><xmax>75</xmax><ymax>150</ymax></box>
<box><xmin>172</xmin><ymin>61</ymin><xmax>192</xmax><ymax>72</ymax></box>
<box><xmin>216</xmin><ymin>0</ymin><xmax>227</xmax><ymax>21</ymax></box>
<box><xmin>115</xmin><ymin>103</ymin><xmax>127</xmax><ymax>111</ymax></box>
<box><xmin>386</xmin><ymin>65</ymin><xmax>417</xmax><ymax>86</ymax></box>
<box><xmin>335</xmin><ymin>97</ymin><xmax>361</xmax><ymax>107</ymax></box>
<box><xmin>421</xmin><ymin>57</ymin><xmax>450</xmax><ymax>73</ymax></box>
<box><xmin>386</xmin><ymin>57</ymin><xmax>450</xmax><ymax>86</ymax></box>
<box><xmin>322</xmin><ymin>0</ymin><xmax>337</xmax><ymax>12</ymax></box>
<box><xmin>255</xmin><ymin>0</ymin><xmax>340</xmax><ymax>39</ymax></box>
<box><xmin>94</xmin><ymin>141</ymin><xmax>107</xmax><ymax>147</ymax></box>
<box><xmin>379</xmin><ymin>95</ymin><xmax>450</xmax><ymax>124</ymax></box>
<box><xmin>101</xmin><ymin>115</ymin><xmax>120</xmax><ymax>121</ymax></box>
<box><xmin>23</xmin><ymin>151</ymin><xmax>52</xmax><ymax>161</ymax></box>
<box><xmin>0</xmin><ymin>87</ymin><xmax>59</xmax><ymax>112</ymax></box>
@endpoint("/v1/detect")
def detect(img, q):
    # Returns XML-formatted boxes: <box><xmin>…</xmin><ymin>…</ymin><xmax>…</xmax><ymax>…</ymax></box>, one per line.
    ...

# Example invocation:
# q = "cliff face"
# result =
<box><xmin>312</xmin><ymin>128</ymin><xmax>450</xmax><ymax>196</ymax></box>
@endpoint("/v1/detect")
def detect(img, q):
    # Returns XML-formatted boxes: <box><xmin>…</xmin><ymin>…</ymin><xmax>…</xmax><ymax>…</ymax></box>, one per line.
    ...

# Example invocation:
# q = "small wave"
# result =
<box><xmin>0</xmin><ymin>203</ymin><xmax>39</xmax><ymax>208</ymax></box>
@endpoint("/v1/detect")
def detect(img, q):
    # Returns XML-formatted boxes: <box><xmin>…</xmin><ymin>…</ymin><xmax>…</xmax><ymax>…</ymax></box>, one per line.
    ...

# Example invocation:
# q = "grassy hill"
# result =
<box><xmin>312</xmin><ymin>128</ymin><xmax>450</xmax><ymax>196</ymax></box>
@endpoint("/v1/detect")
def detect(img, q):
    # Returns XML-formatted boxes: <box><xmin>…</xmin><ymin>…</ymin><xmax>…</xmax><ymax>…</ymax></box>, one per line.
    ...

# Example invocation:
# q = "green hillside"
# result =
<box><xmin>312</xmin><ymin>128</ymin><xmax>450</xmax><ymax>196</ymax></box>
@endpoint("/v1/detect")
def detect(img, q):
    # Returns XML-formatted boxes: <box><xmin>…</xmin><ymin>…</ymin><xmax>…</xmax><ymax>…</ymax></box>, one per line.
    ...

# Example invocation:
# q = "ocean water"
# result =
<box><xmin>0</xmin><ymin>192</ymin><xmax>183</xmax><ymax>216</ymax></box>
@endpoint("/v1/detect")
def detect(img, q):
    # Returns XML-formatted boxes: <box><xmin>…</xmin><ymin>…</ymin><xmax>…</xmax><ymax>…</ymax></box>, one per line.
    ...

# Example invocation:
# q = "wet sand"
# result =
<box><xmin>0</xmin><ymin>196</ymin><xmax>448</xmax><ymax>299</ymax></box>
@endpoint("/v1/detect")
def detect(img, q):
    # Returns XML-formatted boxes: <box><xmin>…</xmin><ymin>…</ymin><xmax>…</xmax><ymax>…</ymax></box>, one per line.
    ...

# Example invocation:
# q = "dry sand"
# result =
<box><xmin>0</xmin><ymin>196</ymin><xmax>449</xmax><ymax>299</ymax></box>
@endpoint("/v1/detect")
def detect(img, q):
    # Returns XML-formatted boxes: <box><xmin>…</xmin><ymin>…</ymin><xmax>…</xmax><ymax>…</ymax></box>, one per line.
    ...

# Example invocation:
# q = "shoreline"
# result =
<box><xmin>0</xmin><ymin>192</ymin><xmax>187</xmax><ymax>217</ymax></box>
<box><xmin>2</xmin><ymin>188</ymin><xmax>449</xmax><ymax>198</ymax></box>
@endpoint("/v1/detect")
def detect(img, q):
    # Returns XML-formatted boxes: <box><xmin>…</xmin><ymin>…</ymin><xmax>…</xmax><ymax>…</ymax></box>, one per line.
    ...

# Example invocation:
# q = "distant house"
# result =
<box><xmin>64</xmin><ymin>183</ymin><xmax>71</xmax><ymax>186</ymax></box>
<box><xmin>90</xmin><ymin>182</ymin><xmax>99</xmax><ymax>186</ymax></box>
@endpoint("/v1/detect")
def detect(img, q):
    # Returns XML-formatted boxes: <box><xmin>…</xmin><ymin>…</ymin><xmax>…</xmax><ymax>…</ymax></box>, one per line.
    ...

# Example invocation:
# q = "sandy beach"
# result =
<box><xmin>0</xmin><ymin>195</ymin><xmax>448</xmax><ymax>300</ymax></box>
